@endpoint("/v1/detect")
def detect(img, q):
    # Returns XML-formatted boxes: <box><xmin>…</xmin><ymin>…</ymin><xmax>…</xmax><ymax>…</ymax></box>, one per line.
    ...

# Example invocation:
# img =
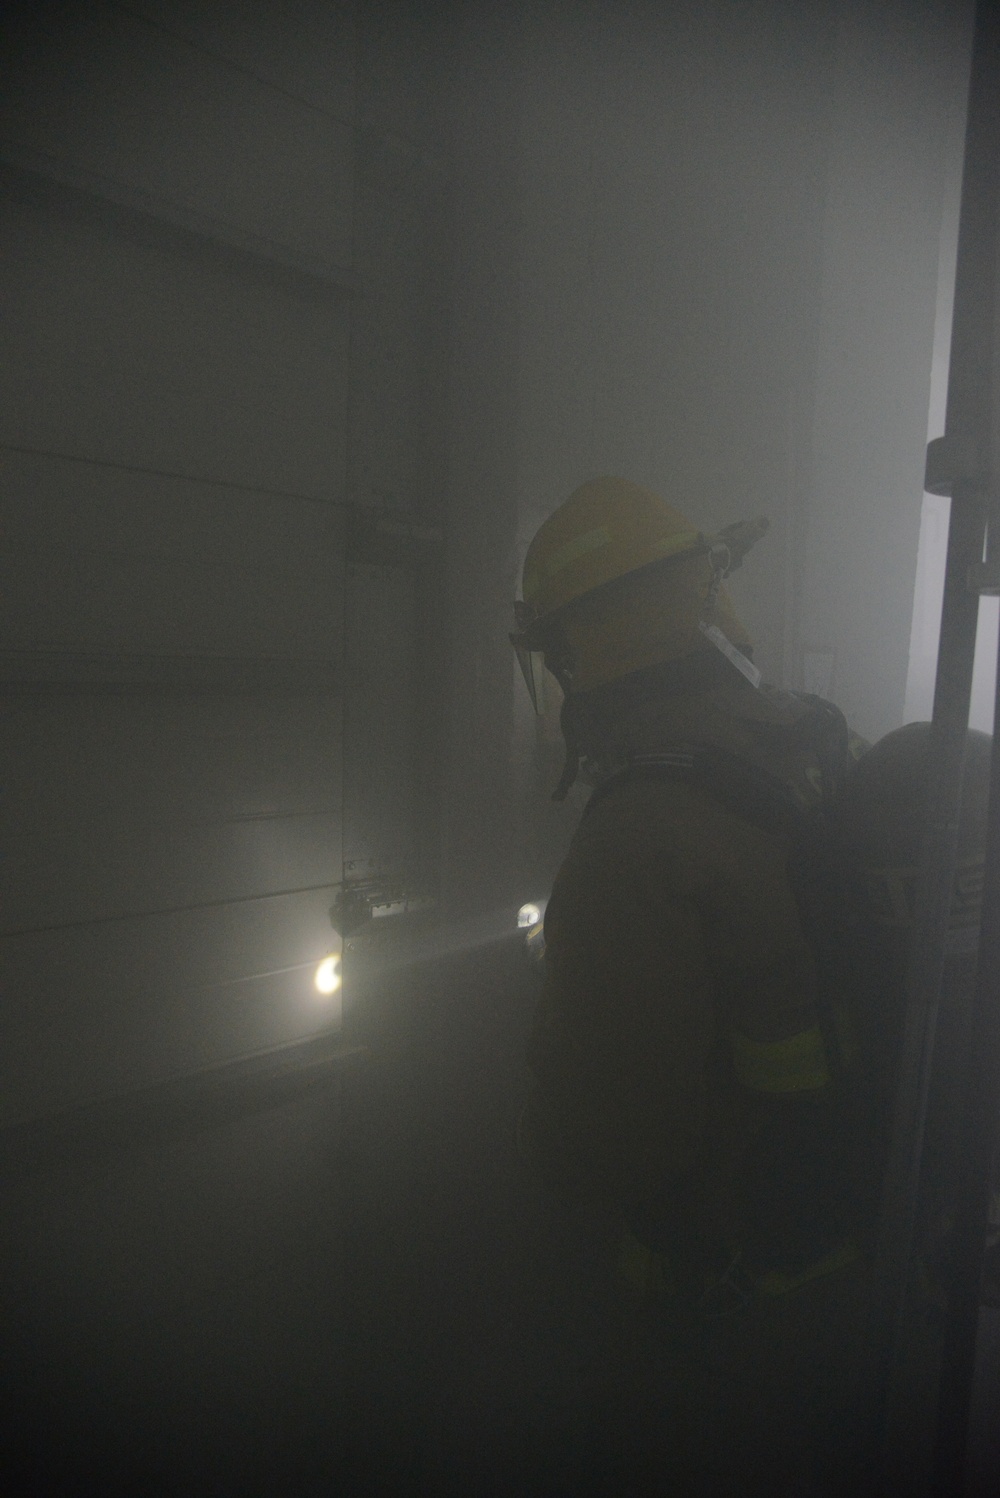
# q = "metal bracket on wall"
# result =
<box><xmin>330</xmin><ymin>878</ymin><xmax>434</xmax><ymax>936</ymax></box>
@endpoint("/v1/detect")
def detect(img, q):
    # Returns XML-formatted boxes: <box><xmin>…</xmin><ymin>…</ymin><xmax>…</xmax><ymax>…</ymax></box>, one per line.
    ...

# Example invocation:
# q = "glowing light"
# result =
<box><xmin>517</xmin><ymin>903</ymin><xmax>542</xmax><ymax>929</ymax></box>
<box><xmin>314</xmin><ymin>954</ymin><xmax>342</xmax><ymax>995</ymax></box>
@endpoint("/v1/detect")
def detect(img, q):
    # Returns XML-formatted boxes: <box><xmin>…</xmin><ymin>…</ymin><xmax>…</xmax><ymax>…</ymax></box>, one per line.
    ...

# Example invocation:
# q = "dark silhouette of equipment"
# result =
<box><xmin>875</xmin><ymin>5</ymin><xmax>1000</xmax><ymax>1490</ymax></box>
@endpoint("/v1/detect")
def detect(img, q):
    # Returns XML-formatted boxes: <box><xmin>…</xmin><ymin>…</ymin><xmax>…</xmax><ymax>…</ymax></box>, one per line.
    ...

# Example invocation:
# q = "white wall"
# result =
<box><xmin>799</xmin><ymin>0</ymin><xmax>973</xmax><ymax>743</ymax></box>
<box><xmin>478</xmin><ymin>0</ymin><xmax>970</xmax><ymax>893</ymax></box>
<box><xmin>514</xmin><ymin>0</ymin><xmax>841</xmax><ymax>685</ymax></box>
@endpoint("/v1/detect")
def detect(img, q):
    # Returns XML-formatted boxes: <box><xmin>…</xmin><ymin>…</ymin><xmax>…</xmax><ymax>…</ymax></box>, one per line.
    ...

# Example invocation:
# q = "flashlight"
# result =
<box><xmin>314</xmin><ymin>953</ymin><xmax>342</xmax><ymax>996</ymax></box>
<box><xmin>518</xmin><ymin>900</ymin><xmax>547</xmax><ymax>971</ymax></box>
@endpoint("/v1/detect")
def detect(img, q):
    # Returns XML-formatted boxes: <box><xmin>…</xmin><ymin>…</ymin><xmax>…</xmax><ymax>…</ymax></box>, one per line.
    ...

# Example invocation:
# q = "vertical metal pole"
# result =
<box><xmin>930</xmin><ymin>2</ymin><xmax>1000</xmax><ymax>1477</ymax></box>
<box><xmin>876</xmin><ymin>476</ymin><xmax>987</xmax><ymax>1497</ymax></box>
<box><xmin>934</xmin><ymin>615</ymin><xmax>1000</xmax><ymax>1493</ymax></box>
<box><xmin>875</xmin><ymin>2</ymin><xmax>1000</xmax><ymax>1488</ymax></box>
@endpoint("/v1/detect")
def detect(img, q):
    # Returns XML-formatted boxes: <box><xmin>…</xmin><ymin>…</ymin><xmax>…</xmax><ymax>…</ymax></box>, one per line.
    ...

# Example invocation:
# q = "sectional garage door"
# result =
<box><xmin>0</xmin><ymin>2</ymin><xmax>443</xmax><ymax>1125</ymax></box>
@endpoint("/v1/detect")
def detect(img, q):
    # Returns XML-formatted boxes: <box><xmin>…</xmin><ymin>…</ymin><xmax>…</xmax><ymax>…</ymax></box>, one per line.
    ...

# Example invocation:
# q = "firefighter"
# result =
<box><xmin>509</xmin><ymin>475</ymin><xmax>907</xmax><ymax>1493</ymax></box>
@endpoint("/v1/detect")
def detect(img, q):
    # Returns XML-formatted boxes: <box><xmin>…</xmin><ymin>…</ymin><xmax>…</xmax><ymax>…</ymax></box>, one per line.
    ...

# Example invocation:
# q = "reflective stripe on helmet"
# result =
<box><xmin>730</xmin><ymin>1024</ymin><xmax>831</xmax><ymax>1093</ymax></box>
<box><xmin>522</xmin><ymin>523</ymin><xmax>704</xmax><ymax>603</ymax></box>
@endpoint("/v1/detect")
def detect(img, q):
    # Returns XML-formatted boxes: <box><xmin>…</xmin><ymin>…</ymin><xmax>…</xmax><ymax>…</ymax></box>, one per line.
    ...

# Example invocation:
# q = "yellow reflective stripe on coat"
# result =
<box><xmin>730</xmin><ymin>1024</ymin><xmax>831</xmax><ymax>1093</ymax></box>
<box><xmin>616</xmin><ymin>1224</ymin><xmax>672</xmax><ymax>1298</ymax></box>
<box><xmin>754</xmin><ymin>1240</ymin><xmax>860</xmax><ymax>1297</ymax></box>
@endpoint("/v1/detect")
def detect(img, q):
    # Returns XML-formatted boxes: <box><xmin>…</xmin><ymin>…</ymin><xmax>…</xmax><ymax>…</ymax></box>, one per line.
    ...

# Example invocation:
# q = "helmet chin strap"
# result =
<box><xmin>552</xmin><ymin>690</ymin><xmax>592</xmax><ymax>802</ymax></box>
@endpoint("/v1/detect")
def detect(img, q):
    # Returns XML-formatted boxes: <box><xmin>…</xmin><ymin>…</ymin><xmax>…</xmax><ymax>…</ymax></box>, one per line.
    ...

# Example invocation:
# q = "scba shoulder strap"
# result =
<box><xmin>583</xmin><ymin>742</ymin><xmax>803</xmax><ymax>842</ymax></box>
<box><xmin>583</xmin><ymin>692</ymin><xmax>852</xmax><ymax>833</ymax></box>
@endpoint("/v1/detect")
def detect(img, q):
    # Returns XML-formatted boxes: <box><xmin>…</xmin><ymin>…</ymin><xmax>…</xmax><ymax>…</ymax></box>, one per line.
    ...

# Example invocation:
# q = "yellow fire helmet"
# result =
<box><xmin>512</xmin><ymin>476</ymin><xmax>767</xmax><ymax>701</ymax></box>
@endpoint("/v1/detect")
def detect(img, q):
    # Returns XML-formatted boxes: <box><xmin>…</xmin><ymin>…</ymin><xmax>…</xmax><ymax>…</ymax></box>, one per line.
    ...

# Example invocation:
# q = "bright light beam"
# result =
<box><xmin>314</xmin><ymin>954</ymin><xmax>342</xmax><ymax>996</ymax></box>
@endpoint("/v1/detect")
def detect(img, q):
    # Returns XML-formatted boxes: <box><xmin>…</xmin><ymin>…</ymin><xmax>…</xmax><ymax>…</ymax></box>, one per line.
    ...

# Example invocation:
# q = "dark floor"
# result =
<box><xmin>0</xmin><ymin>937</ymin><xmax>606</xmax><ymax>1496</ymax></box>
<box><xmin>1</xmin><ymin>935</ymin><xmax>998</xmax><ymax>1496</ymax></box>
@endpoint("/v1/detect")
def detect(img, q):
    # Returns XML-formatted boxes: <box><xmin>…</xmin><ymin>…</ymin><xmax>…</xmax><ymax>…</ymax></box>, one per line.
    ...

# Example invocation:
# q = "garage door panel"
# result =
<box><xmin>125</xmin><ymin>0</ymin><xmax>358</xmax><ymax>123</ymax></box>
<box><xmin>0</xmin><ymin>447</ymin><xmax>347</xmax><ymax>557</ymax></box>
<box><xmin>0</xmin><ymin>200</ymin><xmax>350</xmax><ymax>497</ymax></box>
<box><xmin>6</xmin><ymin>813</ymin><xmax>339</xmax><ymax>936</ymax></box>
<box><xmin>0</xmin><ymin>0</ymin><xmax>440</xmax><ymax>1134</ymax></box>
<box><xmin>4</xmin><ymin>694</ymin><xmax>341</xmax><ymax>815</ymax></box>
<box><xmin>0</xmin><ymin>449</ymin><xmax>346</xmax><ymax>659</ymax></box>
<box><xmin>0</xmin><ymin>2</ymin><xmax>354</xmax><ymax>268</ymax></box>
<box><xmin>0</xmin><ymin>888</ymin><xmax>341</xmax><ymax>1127</ymax></box>
<box><xmin>2</xmin><ymin>695</ymin><xmax>341</xmax><ymax>932</ymax></box>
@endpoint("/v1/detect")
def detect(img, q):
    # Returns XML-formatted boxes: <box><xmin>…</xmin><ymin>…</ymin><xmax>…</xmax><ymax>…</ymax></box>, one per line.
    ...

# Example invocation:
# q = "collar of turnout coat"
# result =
<box><xmin>570</xmin><ymin>657</ymin><xmax>840</xmax><ymax>816</ymax></box>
